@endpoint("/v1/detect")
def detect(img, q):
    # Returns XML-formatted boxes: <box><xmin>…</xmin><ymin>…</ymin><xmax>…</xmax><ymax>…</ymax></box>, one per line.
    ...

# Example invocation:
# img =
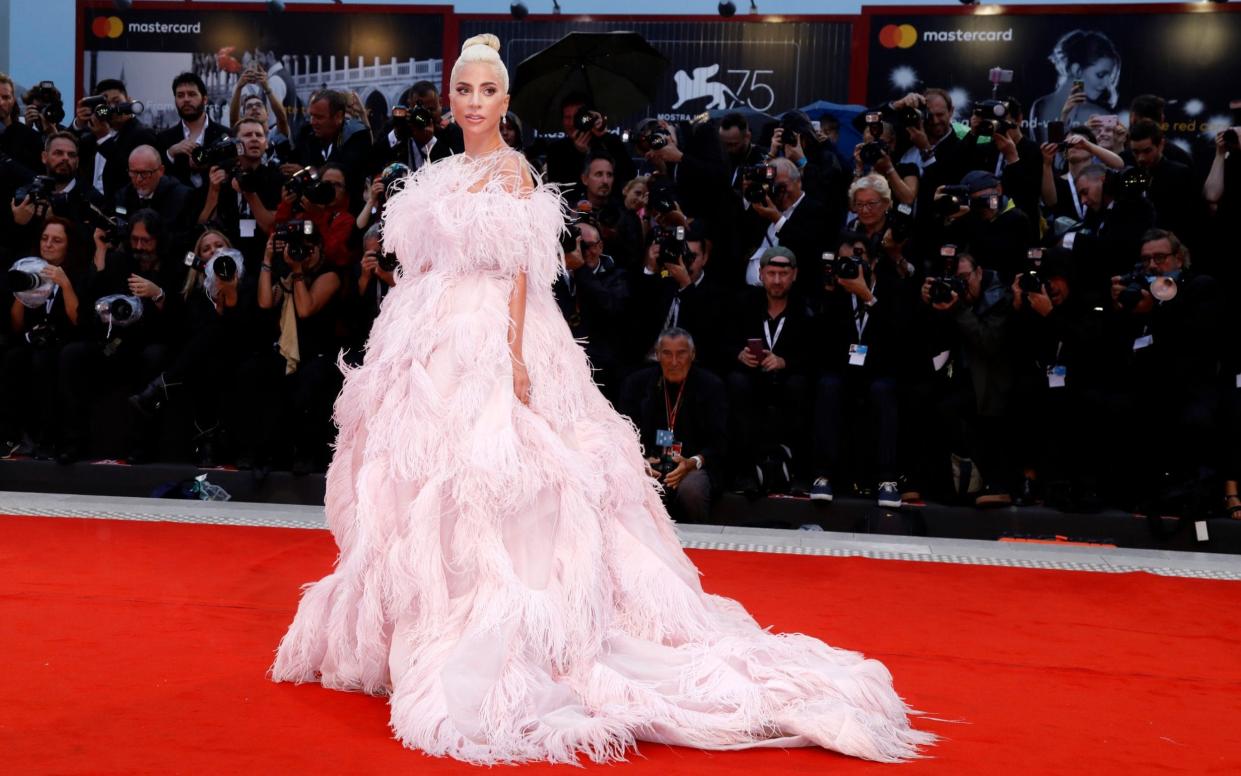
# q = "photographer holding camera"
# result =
<box><xmin>347</xmin><ymin>223</ymin><xmax>399</xmax><ymax>363</ymax></box>
<box><xmin>73</xmin><ymin>79</ymin><xmax>158</xmax><ymax>200</ymax></box>
<box><xmin>229</xmin><ymin>65</ymin><xmax>293</xmax><ymax>164</ymax></box>
<box><xmin>852</xmin><ymin>116</ymin><xmax>920</xmax><ymax>207</ymax></box>
<box><xmin>195</xmin><ymin>118</ymin><xmax>283</xmax><ymax>268</ymax></box>
<box><xmin>371</xmin><ymin>81</ymin><xmax>462</xmax><ymax>173</ymax></box>
<box><xmin>725</xmin><ymin>247</ymin><xmax>813</xmax><ymax>495</ymax></box>
<box><xmin>1126</xmin><ymin>120</ymin><xmax>1200</xmax><ymax>249</ymax></box>
<box><xmin>0</xmin><ymin>73</ymin><xmax>43</xmax><ymax>172</ymax></box>
<box><xmin>58</xmin><ymin>209</ymin><xmax>185</xmax><ymax>462</ymax></box>
<box><xmin>21</xmin><ymin>81</ymin><xmax>68</xmax><ymax>140</ymax></box>
<box><xmin>294</xmin><ymin>90</ymin><xmax>372</xmax><ymax>207</ymax></box>
<box><xmin>545</xmin><ymin>94</ymin><xmax>633</xmax><ymax>189</ymax></box>
<box><xmin>809</xmin><ymin>232</ymin><xmax>908</xmax><ymax>507</ymax></box>
<box><xmin>933</xmin><ymin>170</ymin><xmax>1032</xmax><ymax>282</ymax></box>
<box><xmin>556</xmin><ymin>218</ymin><xmax>630</xmax><ymax>399</ymax></box>
<box><xmin>920</xmin><ymin>249</ymin><xmax>1017</xmax><ymax>507</ymax></box>
<box><xmin>274</xmin><ymin>162</ymin><xmax>355</xmax><ymax>268</ymax></box>
<box><xmin>1</xmin><ymin>216</ymin><xmax>89</xmax><ymax>460</ymax></box>
<box><xmin>620</xmin><ymin>327</ymin><xmax>728</xmax><ymax>523</ymax></box>
<box><xmin>741</xmin><ymin>157</ymin><xmax>829</xmax><ymax>299</ymax></box>
<box><xmin>1102</xmin><ymin>229</ymin><xmax>1223</xmax><ymax>510</ymax></box>
<box><xmin>1038</xmin><ymin>125</ymin><xmax>1125</xmax><ymax>223</ymax></box>
<box><xmin>156</xmin><ymin>73</ymin><xmax>231</xmax><ymax>190</ymax></box>
<box><xmin>948</xmin><ymin>97</ymin><xmax>1042</xmax><ymax>230</ymax></box>
<box><xmin>242</xmin><ymin>225</ymin><xmax>343</xmax><ymax>474</ymax></box>
<box><xmin>631</xmin><ymin>218</ymin><xmax>723</xmax><ymax>371</ymax></box>
<box><xmin>1061</xmin><ymin>164</ymin><xmax>1157</xmax><ymax>307</ymax></box>
<box><xmin>10</xmin><ymin>132</ymin><xmax>107</xmax><ymax>241</ymax></box>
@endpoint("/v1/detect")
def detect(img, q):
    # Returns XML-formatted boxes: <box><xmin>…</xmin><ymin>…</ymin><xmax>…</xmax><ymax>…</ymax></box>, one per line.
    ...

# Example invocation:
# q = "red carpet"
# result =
<box><xmin>1</xmin><ymin>515</ymin><xmax>1239</xmax><ymax>774</ymax></box>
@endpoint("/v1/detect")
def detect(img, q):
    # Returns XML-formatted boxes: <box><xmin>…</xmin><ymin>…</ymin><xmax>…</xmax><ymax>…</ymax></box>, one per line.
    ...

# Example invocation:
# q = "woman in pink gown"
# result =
<box><xmin>270</xmin><ymin>33</ymin><xmax>936</xmax><ymax>765</ymax></box>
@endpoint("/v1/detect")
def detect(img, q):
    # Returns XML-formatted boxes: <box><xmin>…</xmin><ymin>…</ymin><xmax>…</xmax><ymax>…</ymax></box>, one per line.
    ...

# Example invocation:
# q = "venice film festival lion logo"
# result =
<box><xmin>671</xmin><ymin>64</ymin><xmax>776</xmax><ymax>112</ymax></box>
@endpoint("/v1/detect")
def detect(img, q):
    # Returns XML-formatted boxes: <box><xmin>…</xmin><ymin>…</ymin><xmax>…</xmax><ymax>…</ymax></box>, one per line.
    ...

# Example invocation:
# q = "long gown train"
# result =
<box><xmin>269</xmin><ymin>148</ymin><xmax>936</xmax><ymax>764</ymax></box>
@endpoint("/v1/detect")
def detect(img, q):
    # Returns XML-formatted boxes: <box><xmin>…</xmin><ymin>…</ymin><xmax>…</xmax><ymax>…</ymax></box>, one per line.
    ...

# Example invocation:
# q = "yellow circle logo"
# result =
<box><xmin>879</xmin><ymin>24</ymin><xmax>917</xmax><ymax>50</ymax></box>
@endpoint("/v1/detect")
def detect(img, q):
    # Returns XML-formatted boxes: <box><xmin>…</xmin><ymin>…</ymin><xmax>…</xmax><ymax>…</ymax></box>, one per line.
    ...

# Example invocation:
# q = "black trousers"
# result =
<box><xmin>234</xmin><ymin>348</ymin><xmax>342</xmax><ymax>464</ymax></box>
<box><xmin>58</xmin><ymin>339</ymin><xmax>169</xmax><ymax>450</ymax></box>
<box><xmin>813</xmin><ymin>371</ymin><xmax>898</xmax><ymax>483</ymax></box>
<box><xmin>938</xmin><ymin>374</ymin><xmax>1011</xmax><ymax>493</ymax></box>
<box><xmin>725</xmin><ymin>367</ymin><xmax>810</xmax><ymax>478</ymax></box>
<box><xmin>0</xmin><ymin>341</ymin><xmax>63</xmax><ymax>445</ymax></box>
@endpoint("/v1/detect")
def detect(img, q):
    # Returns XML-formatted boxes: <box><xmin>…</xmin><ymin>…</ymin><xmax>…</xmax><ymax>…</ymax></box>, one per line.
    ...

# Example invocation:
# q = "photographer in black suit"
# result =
<box><xmin>620</xmin><ymin>327</ymin><xmax>728</xmax><ymax>523</ymax></box>
<box><xmin>155</xmin><ymin>72</ymin><xmax>231</xmax><ymax>190</ymax></box>
<box><xmin>370</xmin><ymin>80</ymin><xmax>462</xmax><ymax>174</ymax></box>
<box><xmin>740</xmin><ymin>157</ymin><xmax>829</xmax><ymax>302</ymax></box>
<box><xmin>194</xmin><ymin>118</ymin><xmax>283</xmax><ymax>269</ymax></box>
<box><xmin>73</xmin><ymin>79</ymin><xmax>158</xmax><ymax>200</ymax></box>
<box><xmin>114</xmin><ymin>145</ymin><xmax>194</xmax><ymax>241</ymax></box>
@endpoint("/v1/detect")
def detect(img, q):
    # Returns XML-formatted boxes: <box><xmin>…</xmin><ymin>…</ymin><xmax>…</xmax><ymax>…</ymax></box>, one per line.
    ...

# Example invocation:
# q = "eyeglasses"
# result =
<box><xmin>854</xmin><ymin>200</ymin><xmax>885</xmax><ymax>211</ymax></box>
<box><xmin>1141</xmin><ymin>252</ymin><xmax>1173</xmax><ymax>263</ymax></box>
<box><xmin>128</xmin><ymin>169</ymin><xmax>160</xmax><ymax>180</ymax></box>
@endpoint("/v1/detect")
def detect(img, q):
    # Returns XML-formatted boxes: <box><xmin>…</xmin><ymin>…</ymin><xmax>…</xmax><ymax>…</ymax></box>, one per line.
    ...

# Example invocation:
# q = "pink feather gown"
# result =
<box><xmin>269</xmin><ymin>147</ymin><xmax>936</xmax><ymax>765</ymax></box>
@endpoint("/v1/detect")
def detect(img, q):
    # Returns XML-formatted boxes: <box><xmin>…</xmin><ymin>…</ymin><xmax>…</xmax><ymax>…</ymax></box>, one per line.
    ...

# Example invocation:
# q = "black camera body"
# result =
<box><xmin>655</xmin><ymin>224</ymin><xmax>690</xmax><ymax>267</ymax></box>
<box><xmin>83</xmin><ymin>95</ymin><xmax>144</xmax><ymax>120</ymax></box>
<box><xmin>15</xmin><ymin>175</ymin><xmax>58</xmax><ymax>214</ymax></box>
<box><xmin>1017</xmin><ymin>270</ymin><xmax>1048</xmax><ymax>295</ymax></box>
<box><xmin>1116</xmin><ymin>270</ymin><xmax>1153</xmax><ymax>311</ymax></box>
<box><xmin>972</xmin><ymin>99</ymin><xmax>1009</xmax><ymax>136</ymax></box>
<box><xmin>934</xmin><ymin>185</ymin><xmax>971</xmax><ymax>218</ymax></box>
<box><xmin>86</xmin><ymin>204</ymin><xmax>128</xmax><ymax>245</ymax></box>
<box><xmin>284</xmin><ymin>167</ymin><xmax>336</xmax><ymax>207</ymax></box>
<box><xmin>377</xmin><ymin>252</ymin><xmax>400</xmax><ymax>273</ymax></box>
<box><xmin>894</xmin><ymin>104</ymin><xmax>926</xmax><ymax>131</ymax></box>
<box><xmin>830</xmin><ymin>254</ymin><xmax>866</xmax><ymax>281</ymax></box>
<box><xmin>1109</xmin><ymin>166</ymin><xmax>1152</xmax><ymax>203</ymax></box>
<box><xmin>380</xmin><ymin>162</ymin><xmax>411</xmax><ymax>198</ymax></box>
<box><xmin>741</xmin><ymin>163</ymin><xmax>774</xmax><ymax>203</ymax></box>
<box><xmin>391</xmin><ymin>104</ymin><xmax>435</xmax><ymax>140</ymax></box>
<box><xmin>573</xmin><ymin>106</ymin><xmax>602</xmax><ymax>134</ymax></box>
<box><xmin>184</xmin><ymin>250</ymin><xmax>238</xmax><ymax>281</ymax></box>
<box><xmin>26</xmin><ymin>81</ymin><xmax>65</xmax><ymax>127</ymax></box>
<box><xmin>859</xmin><ymin>139</ymin><xmax>889</xmax><ymax>167</ymax></box>
<box><xmin>273</xmin><ymin>220</ymin><xmax>316</xmax><ymax>274</ymax></box>
<box><xmin>191</xmin><ymin>137</ymin><xmax>240</xmax><ymax>170</ymax></box>
<box><xmin>887</xmin><ymin>203</ymin><xmax>914</xmax><ymax>244</ymax></box>
<box><xmin>929</xmin><ymin>276</ymin><xmax>965</xmax><ymax>305</ymax></box>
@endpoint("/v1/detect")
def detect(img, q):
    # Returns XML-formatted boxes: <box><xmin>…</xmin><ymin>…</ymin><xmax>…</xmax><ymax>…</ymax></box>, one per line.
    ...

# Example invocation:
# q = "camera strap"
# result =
<box><xmin>851</xmin><ymin>295</ymin><xmax>871</xmax><ymax>339</ymax></box>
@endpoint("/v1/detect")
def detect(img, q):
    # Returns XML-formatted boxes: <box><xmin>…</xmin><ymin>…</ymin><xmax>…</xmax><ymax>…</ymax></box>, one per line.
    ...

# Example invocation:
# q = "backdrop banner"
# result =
<box><xmin>865</xmin><ymin>7</ymin><xmax>1241</xmax><ymax>155</ymax></box>
<box><xmin>460</xmin><ymin>17</ymin><xmax>853</xmax><ymax>134</ymax></box>
<box><xmin>81</xmin><ymin>4</ymin><xmax>445</xmax><ymax>133</ymax></box>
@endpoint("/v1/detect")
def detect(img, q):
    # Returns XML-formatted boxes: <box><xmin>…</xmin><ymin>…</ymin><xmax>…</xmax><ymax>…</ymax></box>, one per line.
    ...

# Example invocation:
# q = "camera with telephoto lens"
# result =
<box><xmin>928</xmin><ymin>244</ymin><xmax>966</xmax><ymax>305</ymax></box>
<box><xmin>82</xmin><ymin>95</ymin><xmax>144</xmax><ymax>120</ymax></box>
<box><xmin>1116</xmin><ymin>266</ymin><xmax>1178</xmax><ymax>310</ymax></box>
<box><xmin>895</xmin><ymin>103</ymin><xmax>926</xmax><ymax>131</ymax></box>
<box><xmin>828</xmin><ymin>231</ymin><xmax>870</xmax><ymax>281</ymax></box>
<box><xmin>184</xmin><ymin>249</ymin><xmax>238</xmax><ymax>281</ymax></box>
<box><xmin>573</xmin><ymin>106</ymin><xmax>603</xmax><ymax>134</ymax></box>
<box><xmin>860</xmin><ymin>139</ymin><xmax>889</xmax><ymax>167</ymax></box>
<box><xmin>380</xmin><ymin>162</ymin><xmax>411</xmax><ymax>199</ymax></box>
<box><xmin>377</xmin><ymin>251</ymin><xmax>399</xmax><ymax>273</ymax></box>
<box><xmin>191</xmin><ymin>136</ymin><xmax>240</xmax><ymax>170</ymax></box>
<box><xmin>85</xmin><ymin>203</ymin><xmax>128</xmax><ymax>246</ymax></box>
<box><xmin>1017</xmin><ymin>247</ymin><xmax>1048</xmax><ymax>294</ymax></box>
<box><xmin>654</xmin><ymin>224</ymin><xmax>690</xmax><ymax>267</ymax></box>
<box><xmin>284</xmin><ymin>167</ymin><xmax>336</xmax><ymax>206</ymax></box>
<box><xmin>649</xmin><ymin>184</ymin><xmax>680</xmax><ymax>215</ymax></box>
<box><xmin>741</xmin><ymin>163</ymin><xmax>775</xmax><ymax>203</ymax></box>
<box><xmin>637</xmin><ymin>121</ymin><xmax>671</xmax><ymax>150</ymax></box>
<box><xmin>25</xmin><ymin>81</ymin><xmax>65</xmax><ymax>127</ymax></box>
<box><xmin>934</xmin><ymin>185</ymin><xmax>971</xmax><ymax>219</ymax></box>
<box><xmin>94</xmin><ymin>294</ymin><xmax>143</xmax><ymax>327</ymax></box>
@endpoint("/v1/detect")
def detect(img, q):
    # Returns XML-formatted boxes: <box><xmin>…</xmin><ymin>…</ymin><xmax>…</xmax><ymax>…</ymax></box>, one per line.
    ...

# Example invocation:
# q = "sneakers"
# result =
<box><xmin>809</xmin><ymin>477</ymin><xmax>834</xmax><ymax>502</ymax></box>
<box><xmin>876</xmin><ymin>481</ymin><xmax>901</xmax><ymax>509</ymax></box>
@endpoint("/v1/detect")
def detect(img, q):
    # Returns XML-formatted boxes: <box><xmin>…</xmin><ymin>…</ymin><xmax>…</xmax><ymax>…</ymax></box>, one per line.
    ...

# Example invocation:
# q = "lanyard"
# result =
<box><xmin>852</xmin><ymin>294</ymin><xmax>871</xmax><ymax>338</ymax></box>
<box><xmin>664</xmin><ymin>378</ymin><xmax>688</xmax><ymax>433</ymax></box>
<box><xmin>763</xmin><ymin>316</ymin><xmax>786</xmax><ymax>351</ymax></box>
<box><xmin>45</xmin><ymin>285</ymin><xmax>59</xmax><ymax>315</ymax></box>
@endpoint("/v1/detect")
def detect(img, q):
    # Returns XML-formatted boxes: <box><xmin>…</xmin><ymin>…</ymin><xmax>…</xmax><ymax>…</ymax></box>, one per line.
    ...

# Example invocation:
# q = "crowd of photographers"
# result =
<box><xmin>1</xmin><ymin>68</ymin><xmax>1239</xmax><ymax>522</ymax></box>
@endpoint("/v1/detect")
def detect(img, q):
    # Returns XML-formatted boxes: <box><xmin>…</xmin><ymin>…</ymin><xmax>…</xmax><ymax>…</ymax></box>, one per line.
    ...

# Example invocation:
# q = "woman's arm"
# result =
<box><xmin>292</xmin><ymin>270</ymin><xmax>341</xmax><ymax>318</ymax></box>
<box><xmin>1204</xmin><ymin>132</ymin><xmax>1228</xmax><ymax>204</ymax></box>
<box><xmin>509</xmin><ymin>271</ymin><xmax>530</xmax><ymax>405</ymax></box>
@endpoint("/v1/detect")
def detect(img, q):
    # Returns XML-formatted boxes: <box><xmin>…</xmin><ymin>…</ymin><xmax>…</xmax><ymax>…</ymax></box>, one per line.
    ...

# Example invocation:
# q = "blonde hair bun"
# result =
<box><xmin>461</xmin><ymin>34</ymin><xmax>501</xmax><ymax>54</ymax></box>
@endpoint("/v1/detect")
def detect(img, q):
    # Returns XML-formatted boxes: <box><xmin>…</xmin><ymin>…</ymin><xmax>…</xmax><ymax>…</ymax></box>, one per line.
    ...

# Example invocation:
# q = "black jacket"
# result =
<box><xmin>77</xmin><ymin>119</ymin><xmax>160</xmax><ymax>200</ymax></box>
<box><xmin>816</xmin><ymin>266</ymin><xmax>907</xmax><ymax>378</ymax></box>
<box><xmin>293</xmin><ymin>119</ymin><xmax>372</xmax><ymax>204</ymax></box>
<box><xmin>629</xmin><ymin>269</ymin><xmax>726</xmax><ymax>370</ymax></box>
<box><xmin>154</xmin><ymin>119</ymin><xmax>232</xmax><ymax>188</ymax></box>
<box><xmin>545</xmin><ymin>132</ymin><xmax>634</xmax><ymax>190</ymax></box>
<box><xmin>619</xmin><ymin>364</ymin><xmax>728</xmax><ymax>477</ymax></box>
<box><xmin>741</xmin><ymin>194</ymin><xmax>830</xmax><ymax>299</ymax></box>
<box><xmin>114</xmin><ymin>175</ymin><xmax>194</xmax><ymax>241</ymax></box>
<box><xmin>725</xmin><ymin>287</ymin><xmax>815</xmax><ymax>376</ymax></box>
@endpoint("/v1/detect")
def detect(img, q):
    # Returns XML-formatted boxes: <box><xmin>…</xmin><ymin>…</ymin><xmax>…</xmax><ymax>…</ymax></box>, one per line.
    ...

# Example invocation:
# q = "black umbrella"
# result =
<box><xmin>509</xmin><ymin>32</ymin><xmax>669</xmax><ymax>133</ymax></box>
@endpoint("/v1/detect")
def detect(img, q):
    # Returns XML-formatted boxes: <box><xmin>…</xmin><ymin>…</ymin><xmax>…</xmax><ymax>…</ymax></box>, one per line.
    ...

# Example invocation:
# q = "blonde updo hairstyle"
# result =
<box><xmin>451</xmin><ymin>34</ymin><xmax>509</xmax><ymax>94</ymax></box>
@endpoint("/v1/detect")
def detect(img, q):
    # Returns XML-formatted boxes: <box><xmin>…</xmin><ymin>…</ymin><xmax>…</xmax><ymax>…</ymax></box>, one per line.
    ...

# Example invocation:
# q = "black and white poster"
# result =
<box><xmin>80</xmin><ymin>3</ymin><xmax>446</xmax><ymax>133</ymax></box>
<box><xmin>460</xmin><ymin>17</ymin><xmax>853</xmax><ymax>132</ymax></box>
<box><xmin>865</xmin><ymin>6</ymin><xmax>1241</xmax><ymax>156</ymax></box>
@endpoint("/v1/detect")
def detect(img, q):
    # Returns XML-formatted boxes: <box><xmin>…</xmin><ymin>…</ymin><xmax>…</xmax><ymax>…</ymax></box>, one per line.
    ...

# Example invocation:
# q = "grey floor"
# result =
<box><xmin>3</xmin><ymin>490</ymin><xmax>1239</xmax><ymax>581</ymax></box>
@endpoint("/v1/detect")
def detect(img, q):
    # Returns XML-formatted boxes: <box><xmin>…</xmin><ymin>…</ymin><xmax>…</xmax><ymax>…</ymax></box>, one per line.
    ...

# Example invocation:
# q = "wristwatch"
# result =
<box><xmin>691</xmin><ymin>455</ymin><xmax>704</xmax><ymax>470</ymax></box>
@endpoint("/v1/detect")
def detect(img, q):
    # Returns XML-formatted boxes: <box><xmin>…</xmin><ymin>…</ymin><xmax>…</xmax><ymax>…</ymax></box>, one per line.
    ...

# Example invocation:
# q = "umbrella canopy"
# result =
<box><xmin>510</xmin><ymin>32</ymin><xmax>669</xmax><ymax>133</ymax></box>
<box><xmin>799</xmin><ymin>100</ymin><xmax>867</xmax><ymax>156</ymax></box>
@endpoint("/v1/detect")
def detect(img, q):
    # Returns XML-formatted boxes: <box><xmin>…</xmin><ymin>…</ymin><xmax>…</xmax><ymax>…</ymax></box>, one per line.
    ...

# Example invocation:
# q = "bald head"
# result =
<box><xmin>127</xmin><ymin>145</ymin><xmax>164</xmax><ymax>196</ymax></box>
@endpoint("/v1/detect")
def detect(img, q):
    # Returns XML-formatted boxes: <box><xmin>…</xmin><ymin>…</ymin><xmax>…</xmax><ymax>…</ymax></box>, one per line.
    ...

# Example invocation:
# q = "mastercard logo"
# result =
<box><xmin>91</xmin><ymin>16</ymin><xmax>124</xmax><ymax>39</ymax></box>
<box><xmin>878</xmin><ymin>24</ymin><xmax>917</xmax><ymax>49</ymax></box>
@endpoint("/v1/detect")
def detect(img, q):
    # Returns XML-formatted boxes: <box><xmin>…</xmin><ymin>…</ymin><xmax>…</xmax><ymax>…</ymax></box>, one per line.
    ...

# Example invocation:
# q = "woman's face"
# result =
<box><xmin>197</xmin><ymin>232</ymin><xmax>229</xmax><ymax>262</ymax></box>
<box><xmin>450</xmin><ymin>62</ymin><xmax>510</xmax><ymax>141</ymax></box>
<box><xmin>852</xmin><ymin>188</ymin><xmax>889</xmax><ymax>229</ymax></box>
<box><xmin>624</xmin><ymin>183</ymin><xmax>648</xmax><ymax>211</ymax></box>
<box><xmin>40</xmin><ymin>223</ymin><xmax>68</xmax><ymax>265</ymax></box>
<box><xmin>1072</xmin><ymin>57</ymin><xmax>1117</xmax><ymax>102</ymax></box>
<box><xmin>500</xmin><ymin>117</ymin><xmax>519</xmax><ymax>148</ymax></box>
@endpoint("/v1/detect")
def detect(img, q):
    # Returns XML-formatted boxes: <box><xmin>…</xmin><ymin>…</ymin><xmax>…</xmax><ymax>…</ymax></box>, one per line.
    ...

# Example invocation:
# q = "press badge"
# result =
<box><xmin>239</xmin><ymin>219</ymin><xmax>257</xmax><ymax>238</ymax></box>
<box><xmin>656</xmin><ymin>429</ymin><xmax>676</xmax><ymax>447</ymax></box>
<box><xmin>1047</xmin><ymin>365</ymin><xmax>1067</xmax><ymax>389</ymax></box>
<box><xmin>1132</xmin><ymin>334</ymin><xmax>1153</xmax><ymax>351</ymax></box>
<box><xmin>848</xmin><ymin>344</ymin><xmax>868</xmax><ymax>366</ymax></box>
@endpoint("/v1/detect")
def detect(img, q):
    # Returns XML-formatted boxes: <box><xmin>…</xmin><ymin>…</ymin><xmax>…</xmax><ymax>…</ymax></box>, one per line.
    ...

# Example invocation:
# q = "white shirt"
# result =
<box><xmin>387</xmin><ymin>129</ymin><xmax>437</xmax><ymax>169</ymax></box>
<box><xmin>745</xmin><ymin>192</ymin><xmax>806</xmax><ymax>286</ymax></box>
<box><xmin>92</xmin><ymin>129</ymin><xmax>117</xmax><ymax>195</ymax></box>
